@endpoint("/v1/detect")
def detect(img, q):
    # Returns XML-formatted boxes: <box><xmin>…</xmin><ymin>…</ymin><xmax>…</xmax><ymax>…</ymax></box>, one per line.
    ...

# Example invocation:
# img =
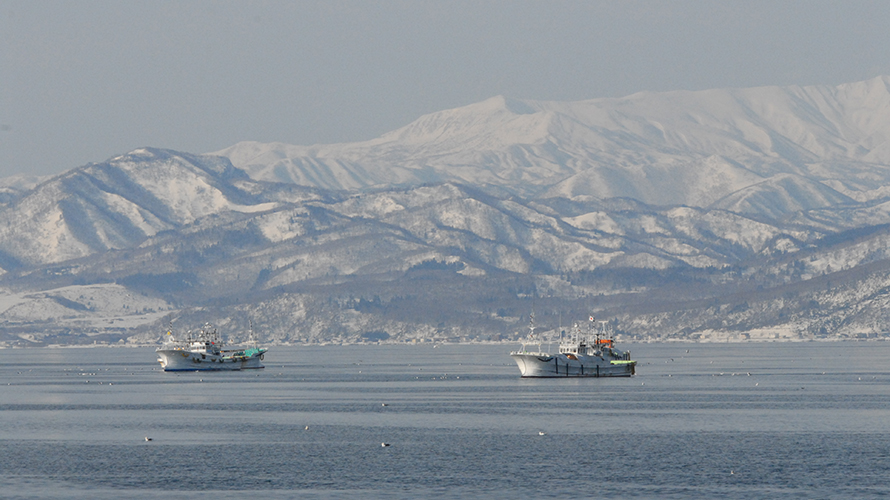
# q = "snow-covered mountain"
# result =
<box><xmin>215</xmin><ymin>76</ymin><xmax>890</xmax><ymax>219</ymax></box>
<box><xmin>0</xmin><ymin>166</ymin><xmax>870</xmax><ymax>345</ymax></box>
<box><xmin>5</xmin><ymin>77</ymin><xmax>890</xmax><ymax>344</ymax></box>
<box><xmin>0</xmin><ymin>148</ymin><xmax>291</xmax><ymax>269</ymax></box>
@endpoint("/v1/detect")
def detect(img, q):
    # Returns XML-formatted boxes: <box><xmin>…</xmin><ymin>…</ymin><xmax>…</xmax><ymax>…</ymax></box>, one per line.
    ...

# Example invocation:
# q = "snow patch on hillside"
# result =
<box><xmin>0</xmin><ymin>284</ymin><xmax>172</xmax><ymax>327</ymax></box>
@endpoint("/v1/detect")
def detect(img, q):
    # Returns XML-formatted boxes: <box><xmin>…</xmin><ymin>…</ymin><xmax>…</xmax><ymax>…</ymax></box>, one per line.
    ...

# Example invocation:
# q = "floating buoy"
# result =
<box><xmin>305</xmin><ymin>426</ymin><xmax>309</xmax><ymax>430</ymax></box>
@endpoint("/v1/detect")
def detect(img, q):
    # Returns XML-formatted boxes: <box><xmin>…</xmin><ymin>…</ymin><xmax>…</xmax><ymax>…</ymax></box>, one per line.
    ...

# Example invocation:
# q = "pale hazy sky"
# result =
<box><xmin>3</xmin><ymin>0</ymin><xmax>890</xmax><ymax>176</ymax></box>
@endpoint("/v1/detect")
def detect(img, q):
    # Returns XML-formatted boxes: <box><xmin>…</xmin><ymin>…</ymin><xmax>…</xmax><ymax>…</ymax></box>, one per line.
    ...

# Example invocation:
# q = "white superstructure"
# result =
<box><xmin>156</xmin><ymin>323</ymin><xmax>267</xmax><ymax>371</ymax></box>
<box><xmin>510</xmin><ymin>315</ymin><xmax>635</xmax><ymax>378</ymax></box>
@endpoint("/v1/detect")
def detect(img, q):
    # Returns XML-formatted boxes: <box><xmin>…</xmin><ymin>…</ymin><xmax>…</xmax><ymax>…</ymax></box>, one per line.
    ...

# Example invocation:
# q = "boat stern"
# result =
<box><xmin>610</xmin><ymin>359</ymin><xmax>636</xmax><ymax>376</ymax></box>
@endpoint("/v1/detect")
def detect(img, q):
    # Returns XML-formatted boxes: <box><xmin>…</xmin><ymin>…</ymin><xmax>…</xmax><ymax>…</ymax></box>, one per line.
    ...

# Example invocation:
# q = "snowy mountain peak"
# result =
<box><xmin>213</xmin><ymin>76</ymin><xmax>890</xmax><ymax>219</ymax></box>
<box><xmin>109</xmin><ymin>147</ymin><xmax>246</xmax><ymax>180</ymax></box>
<box><xmin>374</xmin><ymin>95</ymin><xmax>550</xmax><ymax>147</ymax></box>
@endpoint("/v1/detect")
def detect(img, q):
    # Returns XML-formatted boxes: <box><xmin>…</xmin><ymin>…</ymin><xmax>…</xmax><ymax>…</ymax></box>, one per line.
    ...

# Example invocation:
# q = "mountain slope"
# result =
<box><xmin>0</xmin><ymin>148</ymin><xmax>273</xmax><ymax>268</ymax></box>
<box><xmin>7</xmin><ymin>78</ymin><xmax>890</xmax><ymax>344</ymax></box>
<box><xmin>215</xmin><ymin>77</ymin><xmax>890</xmax><ymax>218</ymax></box>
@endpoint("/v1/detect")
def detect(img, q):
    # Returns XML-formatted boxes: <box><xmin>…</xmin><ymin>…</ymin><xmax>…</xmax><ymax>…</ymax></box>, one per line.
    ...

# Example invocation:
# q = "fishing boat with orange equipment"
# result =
<box><xmin>509</xmin><ymin>315</ymin><xmax>635</xmax><ymax>377</ymax></box>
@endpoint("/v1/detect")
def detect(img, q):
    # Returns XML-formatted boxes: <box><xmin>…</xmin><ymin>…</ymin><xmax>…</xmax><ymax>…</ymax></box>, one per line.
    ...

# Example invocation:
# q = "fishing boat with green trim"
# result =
<box><xmin>156</xmin><ymin>322</ymin><xmax>267</xmax><ymax>371</ymax></box>
<box><xmin>510</xmin><ymin>315</ymin><xmax>635</xmax><ymax>378</ymax></box>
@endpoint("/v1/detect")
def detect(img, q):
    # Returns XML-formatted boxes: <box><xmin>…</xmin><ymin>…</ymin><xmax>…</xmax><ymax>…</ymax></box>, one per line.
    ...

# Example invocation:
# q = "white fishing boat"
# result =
<box><xmin>156</xmin><ymin>322</ymin><xmax>267</xmax><ymax>371</ymax></box>
<box><xmin>510</xmin><ymin>314</ymin><xmax>635</xmax><ymax>377</ymax></box>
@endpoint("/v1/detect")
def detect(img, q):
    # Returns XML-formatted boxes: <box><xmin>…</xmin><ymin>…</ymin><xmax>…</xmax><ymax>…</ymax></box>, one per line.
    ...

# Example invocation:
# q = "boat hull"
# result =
<box><xmin>510</xmin><ymin>353</ymin><xmax>635</xmax><ymax>378</ymax></box>
<box><xmin>156</xmin><ymin>349</ymin><xmax>266</xmax><ymax>371</ymax></box>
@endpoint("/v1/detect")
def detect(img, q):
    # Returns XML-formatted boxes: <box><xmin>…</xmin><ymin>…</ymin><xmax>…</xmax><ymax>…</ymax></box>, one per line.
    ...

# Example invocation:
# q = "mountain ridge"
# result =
<box><xmin>3</xmin><ymin>78</ymin><xmax>890</xmax><ymax>344</ymax></box>
<box><xmin>215</xmin><ymin>76</ymin><xmax>890</xmax><ymax>218</ymax></box>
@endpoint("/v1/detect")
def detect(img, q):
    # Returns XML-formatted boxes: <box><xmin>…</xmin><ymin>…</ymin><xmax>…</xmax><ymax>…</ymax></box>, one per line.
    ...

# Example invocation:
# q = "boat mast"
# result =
<box><xmin>528</xmin><ymin>311</ymin><xmax>536</xmax><ymax>341</ymax></box>
<box><xmin>165</xmin><ymin>321</ymin><xmax>175</xmax><ymax>343</ymax></box>
<box><xmin>248</xmin><ymin>319</ymin><xmax>257</xmax><ymax>348</ymax></box>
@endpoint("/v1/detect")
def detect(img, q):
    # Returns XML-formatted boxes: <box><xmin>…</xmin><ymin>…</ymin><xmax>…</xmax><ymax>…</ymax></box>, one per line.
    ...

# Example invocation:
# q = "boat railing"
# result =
<box><xmin>513</xmin><ymin>329</ymin><xmax>558</xmax><ymax>354</ymax></box>
<box><xmin>512</xmin><ymin>339</ymin><xmax>545</xmax><ymax>355</ymax></box>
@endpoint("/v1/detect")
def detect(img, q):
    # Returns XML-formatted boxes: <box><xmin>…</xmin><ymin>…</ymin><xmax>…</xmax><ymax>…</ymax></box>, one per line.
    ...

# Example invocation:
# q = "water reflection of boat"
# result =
<box><xmin>510</xmin><ymin>315</ymin><xmax>635</xmax><ymax>378</ymax></box>
<box><xmin>156</xmin><ymin>322</ymin><xmax>267</xmax><ymax>371</ymax></box>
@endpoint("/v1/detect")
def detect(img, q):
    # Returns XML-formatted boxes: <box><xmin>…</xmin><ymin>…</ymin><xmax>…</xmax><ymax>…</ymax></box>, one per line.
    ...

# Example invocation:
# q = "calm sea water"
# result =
<box><xmin>1</xmin><ymin>341</ymin><xmax>890</xmax><ymax>499</ymax></box>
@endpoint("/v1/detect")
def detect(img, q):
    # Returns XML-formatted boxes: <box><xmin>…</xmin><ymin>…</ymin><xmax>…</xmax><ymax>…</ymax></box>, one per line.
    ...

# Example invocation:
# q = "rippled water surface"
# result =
<box><xmin>2</xmin><ymin>342</ymin><xmax>890</xmax><ymax>499</ymax></box>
